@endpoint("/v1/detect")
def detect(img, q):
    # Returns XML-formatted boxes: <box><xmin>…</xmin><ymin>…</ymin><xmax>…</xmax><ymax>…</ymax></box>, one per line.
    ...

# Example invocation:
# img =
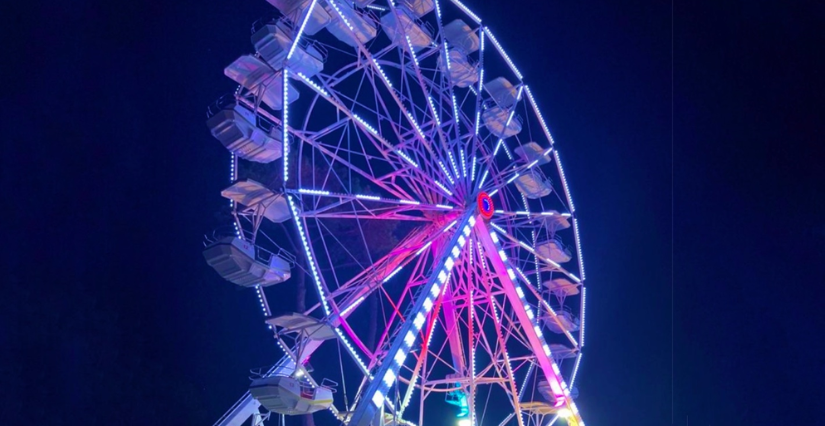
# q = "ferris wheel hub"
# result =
<box><xmin>477</xmin><ymin>192</ymin><xmax>494</xmax><ymax>220</ymax></box>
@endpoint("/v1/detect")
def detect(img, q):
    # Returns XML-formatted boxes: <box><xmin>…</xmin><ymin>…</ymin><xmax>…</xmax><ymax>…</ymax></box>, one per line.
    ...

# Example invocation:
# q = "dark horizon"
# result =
<box><xmin>4</xmin><ymin>0</ymin><xmax>824</xmax><ymax>425</ymax></box>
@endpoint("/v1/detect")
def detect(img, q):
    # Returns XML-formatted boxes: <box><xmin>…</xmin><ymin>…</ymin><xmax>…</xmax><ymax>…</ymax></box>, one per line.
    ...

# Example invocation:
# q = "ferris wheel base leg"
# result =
<box><xmin>215</xmin><ymin>394</ymin><xmax>262</xmax><ymax>426</ymax></box>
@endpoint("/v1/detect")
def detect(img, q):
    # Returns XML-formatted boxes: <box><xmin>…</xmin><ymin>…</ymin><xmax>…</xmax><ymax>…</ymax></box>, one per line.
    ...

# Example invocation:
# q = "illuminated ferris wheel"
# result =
<box><xmin>203</xmin><ymin>0</ymin><xmax>588</xmax><ymax>425</ymax></box>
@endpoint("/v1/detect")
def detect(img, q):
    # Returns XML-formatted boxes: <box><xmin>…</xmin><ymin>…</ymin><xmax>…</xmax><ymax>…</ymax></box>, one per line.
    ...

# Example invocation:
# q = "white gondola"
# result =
<box><xmin>224</xmin><ymin>55</ymin><xmax>299</xmax><ymax>111</ymax></box>
<box><xmin>380</xmin><ymin>8</ymin><xmax>433</xmax><ymax>52</ymax></box>
<box><xmin>514</xmin><ymin>141</ymin><xmax>551</xmax><ymax>165</ymax></box>
<box><xmin>519</xmin><ymin>400</ymin><xmax>561</xmax><ymax>416</ymax></box>
<box><xmin>252</xmin><ymin>21</ymin><xmax>325</xmax><ymax>78</ymax></box>
<box><xmin>548</xmin><ymin>343</ymin><xmax>578</xmax><ymax>360</ymax></box>
<box><xmin>221</xmin><ymin>179</ymin><xmax>292</xmax><ymax>223</ymax></box>
<box><xmin>203</xmin><ymin>236</ymin><xmax>292</xmax><ymax>287</ymax></box>
<box><xmin>265</xmin><ymin>0</ymin><xmax>333</xmax><ymax>35</ymax></box>
<box><xmin>325</xmin><ymin>0</ymin><xmax>377</xmax><ymax>47</ymax></box>
<box><xmin>542</xmin><ymin>278</ymin><xmax>580</xmax><ymax>297</ymax></box>
<box><xmin>438</xmin><ymin>48</ymin><xmax>479</xmax><ymax>87</ymax></box>
<box><xmin>539</xmin><ymin>210</ymin><xmax>571</xmax><ymax>231</ymax></box>
<box><xmin>515</xmin><ymin>171</ymin><xmax>552</xmax><ymax>199</ymax></box>
<box><xmin>482</xmin><ymin>106</ymin><xmax>522</xmax><ymax>138</ymax></box>
<box><xmin>249</xmin><ymin>375</ymin><xmax>334</xmax><ymax>415</ymax></box>
<box><xmin>542</xmin><ymin>308</ymin><xmax>580</xmax><ymax>334</ymax></box>
<box><xmin>536</xmin><ymin>235</ymin><xmax>572</xmax><ymax>263</ymax></box>
<box><xmin>267</xmin><ymin>313</ymin><xmax>338</xmax><ymax>341</ymax></box>
<box><xmin>442</xmin><ymin>19</ymin><xmax>479</xmax><ymax>54</ymax></box>
<box><xmin>397</xmin><ymin>0</ymin><xmax>434</xmax><ymax>18</ymax></box>
<box><xmin>536</xmin><ymin>381</ymin><xmax>578</xmax><ymax>402</ymax></box>
<box><xmin>206</xmin><ymin>103</ymin><xmax>284</xmax><ymax>163</ymax></box>
<box><xmin>484</xmin><ymin>77</ymin><xmax>519</xmax><ymax>108</ymax></box>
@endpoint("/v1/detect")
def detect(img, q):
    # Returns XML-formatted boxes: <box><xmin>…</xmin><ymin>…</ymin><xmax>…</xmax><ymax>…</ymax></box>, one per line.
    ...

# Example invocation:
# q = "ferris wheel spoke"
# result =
<box><xmin>487</xmin><ymin>220</ymin><xmax>582</xmax><ymax>285</ymax></box>
<box><xmin>346</xmin><ymin>213</ymin><xmax>475</xmax><ymax>426</ymax></box>
<box><xmin>474</xmin><ymin>220</ymin><xmax>583</xmax><ymax>425</ymax></box>
<box><xmin>292</xmin><ymin>76</ymin><xmax>441</xmax><ymax>202</ymax></box>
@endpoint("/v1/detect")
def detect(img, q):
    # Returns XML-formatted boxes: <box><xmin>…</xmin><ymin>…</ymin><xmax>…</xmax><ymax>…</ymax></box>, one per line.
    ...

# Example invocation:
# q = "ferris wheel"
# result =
<box><xmin>203</xmin><ymin>0</ymin><xmax>588</xmax><ymax>426</ymax></box>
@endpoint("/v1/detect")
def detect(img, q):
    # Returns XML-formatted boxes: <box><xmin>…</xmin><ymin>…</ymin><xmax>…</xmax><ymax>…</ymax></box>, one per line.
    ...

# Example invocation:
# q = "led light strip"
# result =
<box><xmin>580</xmin><ymin>287</ymin><xmax>587</xmax><ymax>347</ymax></box>
<box><xmin>439</xmin><ymin>161</ymin><xmax>456</xmax><ymax>185</ymax></box>
<box><xmin>483</xmin><ymin>27</ymin><xmax>523</xmax><ymax>80</ymax></box>
<box><xmin>554</xmin><ymin>150</ymin><xmax>575</xmax><ymax>212</ymax></box>
<box><xmin>287</xmin><ymin>0</ymin><xmax>318</xmax><ymax>60</ymax></box>
<box><xmin>405</xmin><ymin>35</ymin><xmax>420</xmax><ymax>66</ymax></box>
<box><xmin>569</xmin><ymin>353</ymin><xmax>582</xmax><ymax>388</ymax></box>
<box><xmin>478</xmin><ymin>169</ymin><xmax>489</xmax><ymax>188</ymax></box>
<box><xmin>396</xmin><ymin>150</ymin><xmax>420</xmax><ymax>168</ymax></box>
<box><xmin>448</xmin><ymin>151</ymin><xmax>460</xmax><ymax>181</ymax></box>
<box><xmin>352</xmin><ymin>114</ymin><xmax>378</xmax><ymax>135</ymax></box>
<box><xmin>459</xmin><ymin>149</ymin><xmax>467</xmax><ymax>178</ymax></box>
<box><xmin>524</xmin><ymin>85</ymin><xmax>555</xmax><ymax>146</ymax></box>
<box><xmin>282</xmin><ymin>70</ymin><xmax>290</xmax><ymax>182</ymax></box>
<box><xmin>435</xmin><ymin>181</ymin><xmax>454</xmax><ymax>196</ymax></box>
<box><xmin>296</xmin><ymin>72</ymin><xmax>329</xmax><ymax>97</ymax></box>
<box><xmin>450</xmin><ymin>0</ymin><xmax>481</xmax><ymax>23</ymax></box>
<box><xmin>298</xmin><ymin>188</ymin><xmax>331</xmax><ymax>196</ymax></box>
<box><xmin>428</xmin><ymin>96</ymin><xmax>441</xmax><ymax>126</ymax></box>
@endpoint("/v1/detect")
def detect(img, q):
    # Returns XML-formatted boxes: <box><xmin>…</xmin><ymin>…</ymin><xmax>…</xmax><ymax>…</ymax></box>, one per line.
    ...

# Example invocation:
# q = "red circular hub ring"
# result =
<box><xmin>477</xmin><ymin>192</ymin><xmax>494</xmax><ymax>220</ymax></box>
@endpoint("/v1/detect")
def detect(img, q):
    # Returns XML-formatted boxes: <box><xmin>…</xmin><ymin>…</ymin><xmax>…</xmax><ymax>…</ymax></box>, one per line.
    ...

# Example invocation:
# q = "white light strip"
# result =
<box><xmin>569</xmin><ymin>353</ymin><xmax>583</xmax><ymax>388</ymax></box>
<box><xmin>444</xmin><ymin>220</ymin><xmax>458</xmax><ymax>232</ymax></box>
<box><xmin>450</xmin><ymin>0</ymin><xmax>481</xmax><ymax>23</ymax></box>
<box><xmin>366</xmin><ymin>4</ymin><xmax>386</xmax><ymax>11</ymax></box>
<box><xmin>452</xmin><ymin>93</ymin><xmax>461</xmax><ymax>128</ymax></box>
<box><xmin>399</xmin><ymin>199</ymin><xmax>421</xmax><ymax>205</ymax></box>
<box><xmin>554</xmin><ymin>150</ymin><xmax>575</xmax><ymax>212</ymax></box>
<box><xmin>416</xmin><ymin>241</ymin><xmax>433</xmax><ymax>255</ymax></box>
<box><xmin>356</xmin><ymin>194</ymin><xmax>381</xmax><ymax>201</ymax></box>
<box><xmin>296</xmin><ymin>72</ymin><xmax>329</xmax><ymax>97</ymax></box>
<box><xmin>573</xmin><ymin>217</ymin><xmax>585</xmax><ymax>280</ymax></box>
<box><xmin>471</xmin><ymin>156</ymin><xmax>477</xmax><ymax>181</ymax></box>
<box><xmin>383</xmin><ymin>266</ymin><xmax>404</xmax><ymax>283</ymax></box>
<box><xmin>489</xmin><ymin>222</ymin><xmax>506</xmax><ymax>234</ymax></box>
<box><xmin>340</xmin><ymin>296</ymin><xmax>366</xmax><ymax>317</ymax></box>
<box><xmin>282</xmin><ymin>70</ymin><xmax>290</xmax><ymax>182</ymax></box>
<box><xmin>435</xmin><ymin>181</ymin><xmax>454</xmax><ymax>196</ymax></box>
<box><xmin>299</xmin><ymin>188</ymin><xmax>331</xmax><ymax>196</ymax></box>
<box><xmin>396</xmin><ymin>150</ymin><xmax>420</xmax><ymax>168</ymax></box>
<box><xmin>459</xmin><ymin>149</ymin><xmax>467</xmax><ymax>178</ymax></box>
<box><xmin>327</xmin><ymin>0</ymin><xmax>354</xmax><ymax>31</ymax></box>
<box><xmin>353</xmin><ymin>114</ymin><xmax>378</xmax><ymax>135</ymax></box>
<box><xmin>436</xmin><ymin>204</ymin><xmax>454</xmax><ymax>210</ymax></box>
<box><xmin>406</xmin><ymin>112</ymin><xmax>427</xmax><ymax>141</ymax></box>
<box><xmin>580</xmin><ymin>287</ymin><xmax>587</xmax><ymax>347</ymax></box>
<box><xmin>488</xmin><ymin>188</ymin><xmax>498</xmax><ymax>196</ymax></box>
<box><xmin>287</xmin><ymin>0</ymin><xmax>318</xmax><ymax>60</ymax></box>
<box><xmin>405</xmin><ymin>35</ymin><xmax>420</xmax><ymax>66</ymax></box>
<box><xmin>483</xmin><ymin>27</ymin><xmax>523</xmax><ymax>80</ymax></box>
<box><xmin>448</xmin><ymin>151</ymin><xmax>460</xmax><ymax>180</ymax></box>
<box><xmin>428</xmin><ymin>96</ymin><xmax>441</xmax><ymax>126</ymax></box>
<box><xmin>438</xmin><ymin>161</ymin><xmax>455</xmax><ymax>185</ymax></box>
<box><xmin>478</xmin><ymin>169</ymin><xmax>489</xmax><ymax>188</ymax></box>
<box><xmin>506</xmin><ymin>173</ymin><xmax>520</xmax><ymax>184</ymax></box>
<box><xmin>373</xmin><ymin>57</ymin><xmax>393</xmax><ymax>88</ymax></box>
<box><xmin>433</xmin><ymin>0</ymin><xmax>442</xmax><ymax>19</ymax></box>
<box><xmin>524</xmin><ymin>85</ymin><xmax>556</xmax><ymax>146</ymax></box>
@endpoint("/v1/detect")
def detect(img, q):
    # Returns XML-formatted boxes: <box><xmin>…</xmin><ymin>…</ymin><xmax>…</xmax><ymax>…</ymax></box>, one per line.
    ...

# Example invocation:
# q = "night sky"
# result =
<box><xmin>4</xmin><ymin>0</ymin><xmax>824</xmax><ymax>425</ymax></box>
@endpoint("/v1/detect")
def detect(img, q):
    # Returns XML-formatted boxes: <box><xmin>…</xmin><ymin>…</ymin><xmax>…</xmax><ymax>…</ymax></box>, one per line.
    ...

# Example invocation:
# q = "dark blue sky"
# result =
<box><xmin>4</xmin><ymin>0</ymin><xmax>823</xmax><ymax>425</ymax></box>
